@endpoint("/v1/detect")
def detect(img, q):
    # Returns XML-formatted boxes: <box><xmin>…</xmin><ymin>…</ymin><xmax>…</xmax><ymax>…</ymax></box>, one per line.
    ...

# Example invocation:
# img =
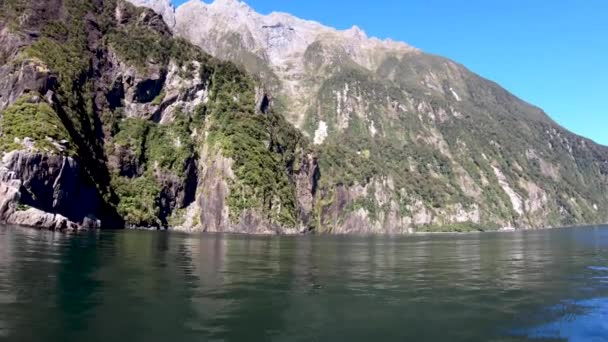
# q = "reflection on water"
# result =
<box><xmin>0</xmin><ymin>225</ymin><xmax>607</xmax><ymax>341</ymax></box>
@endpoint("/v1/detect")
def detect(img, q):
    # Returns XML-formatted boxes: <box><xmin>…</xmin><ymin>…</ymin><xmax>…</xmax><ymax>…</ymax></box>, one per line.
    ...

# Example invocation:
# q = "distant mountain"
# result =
<box><xmin>0</xmin><ymin>0</ymin><xmax>606</xmax><ymax>233</ymax></box>
<box><xmin>128</xmin><ymin>0</ymin><xmax>176</xmax><ymax>28</ymax></box>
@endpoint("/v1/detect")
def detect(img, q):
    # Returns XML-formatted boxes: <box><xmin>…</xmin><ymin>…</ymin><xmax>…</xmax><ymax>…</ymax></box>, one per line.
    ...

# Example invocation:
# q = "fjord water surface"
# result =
<box><xmin>1</xmin><ymin>225</ymin><xmax>607</xmax><ymax>341</ymax></box>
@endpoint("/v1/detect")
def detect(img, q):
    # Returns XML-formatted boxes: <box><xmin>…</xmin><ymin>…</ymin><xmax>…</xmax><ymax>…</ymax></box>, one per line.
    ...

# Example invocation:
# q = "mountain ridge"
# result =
<box><xmin>151</xmin><ymin>0</ymin><xmax>608</xmax><ymax>148</ymax></box>
<box><xmin>139</xmin><ymin>0</ymin><xmax>568</xmax><ymax>127</ymax></box>
<box><xmin>148</xmin><ymin>0</ymin><xmax>565</xmax><ymax>133</ymax></box>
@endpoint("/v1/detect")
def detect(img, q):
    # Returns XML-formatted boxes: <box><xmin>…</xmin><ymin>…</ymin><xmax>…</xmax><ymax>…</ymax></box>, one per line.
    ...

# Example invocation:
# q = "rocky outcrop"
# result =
<box><xmin>105</xmin><ymin>48</ymin><xmax>166</xmax><ymax>120</ymax></box>
<box><xmin>0</xmin><ymin>55</ymin><xmax>56</xmax><ymax>112</ymax></box>
<box><xmin>126</xmin><ymin>0</ymin><xmax>176</xmax><ymax>30</ymax></box>
<box><xmin>294</xmin><ymin>153</ymin><xmax>319</xmax><ymax>229</ymax></box>
<box><xmin>7</xmin><ymin>208</ymin><xmax>79</xmax><ymax>231</ymax></box>
<box><xmin>174</xmin><ymin>147</ymin><xmax>313</xmax><ymax>235</ymax></box>
<box><xmin>170</xmin><ymin>140</ymin><xmax>320</xmax><ymax>234</ymax></box>
<box><xmin>115</xmin><ymin>0</ymin><xmax>173</xmax><ymax>35</ymax></box>
<box><xmin>0</xmin><ymin>178</ymin><xmax>20</xmax><ymax>222</ymax></box>
<box><xmin>157</xmin><ymin>61</ymin><xmax>210</xmax><ymax>123</ymax></box>
<box><xmin>106</xmin><ymin>51</ymin><xmax>209</xmax><ymax>123</ymax></box>
<box><xmin>0</xmin><ymin>151</ymin><xmax>101</xmax><ymax>229</ymax></box>
<box><xmin>193</xmin><ymin>149</ymin><xmax>232</xmax><ymax>232</ymax></box>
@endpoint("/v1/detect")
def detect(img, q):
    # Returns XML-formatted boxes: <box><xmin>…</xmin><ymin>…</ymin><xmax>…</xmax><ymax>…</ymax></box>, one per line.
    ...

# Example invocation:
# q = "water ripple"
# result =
<box><xmin>1</xmin><ymin>225</ymin><xmax>608</xmax><ymax>341</ymax></box>
<box><xmin>589</xmin><ymin>266</ymin><xmax>608</xmax><ymax>272</ymax></box>
<box><xmin>518</xmin><ymin>298</ymin><xmax>608</xmax><ymax>341</ymax></box>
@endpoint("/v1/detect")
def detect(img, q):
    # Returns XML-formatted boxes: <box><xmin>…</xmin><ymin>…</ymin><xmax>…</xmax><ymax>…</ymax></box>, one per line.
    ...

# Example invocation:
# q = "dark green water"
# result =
<box><xmin>1</xmin><ymin>226</ymin><xmax>608</xmax><ymax>341</ymax></box>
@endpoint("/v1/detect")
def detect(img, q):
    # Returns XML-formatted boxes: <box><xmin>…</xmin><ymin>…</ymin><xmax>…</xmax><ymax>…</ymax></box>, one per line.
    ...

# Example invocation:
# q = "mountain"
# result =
<box><xmin>173</xmin><ymin>0</ymin><xmax>417</xmax><ymax>129</ymax></box>
<box><xmin>128</xmin><ymin>0</ymin><xmax>175</xmax><ymax>28</ymax></box>
<box><xmin>0</xmin><ymin>0</ymin><xmax>606</xmax><ymax>234</ymax></box>
<box><xmin>134</xmin><ymin>0</ymin><xmax>608</xmax><ymax>232</ymax></box>
<box><xmin>0</xmin><ymin>0</ymin><xmax>316</xmax><ymax>233</ymax></box>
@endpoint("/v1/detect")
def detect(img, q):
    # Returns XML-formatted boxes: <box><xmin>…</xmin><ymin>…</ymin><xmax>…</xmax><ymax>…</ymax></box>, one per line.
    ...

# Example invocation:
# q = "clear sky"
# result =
<box><xmin>175</xmin><ymin>0</ymin><xmax>608</xmax><ymax>145</ymax></box>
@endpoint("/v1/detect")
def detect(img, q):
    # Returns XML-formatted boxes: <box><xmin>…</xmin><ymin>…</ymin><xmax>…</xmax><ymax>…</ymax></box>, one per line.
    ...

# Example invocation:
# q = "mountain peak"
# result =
<box><xmin>168</xmin><ymin>0</ymin><xmax>417</xmax><ymax>68</ymax></box>
<box><xmin>128</xmin><ymin>0</ymin><xmax>176</xmax><ymax>27</ymax></box>
<box><xmin>211</xmin><ymin>0</ymin><xmax>246</xmax><ymax>7</ymax></box>
<box><xmin>345</xmin><ymin>25</ymin><xmax>367</xmax><ymax>39</ymax></box>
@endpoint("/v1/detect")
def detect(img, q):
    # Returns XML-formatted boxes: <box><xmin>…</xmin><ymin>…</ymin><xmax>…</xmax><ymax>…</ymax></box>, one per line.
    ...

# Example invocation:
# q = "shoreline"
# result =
<box><xmin>122</xmin><ymin>222</ymin><xmax>608</xmax><ymax>237</ymax></box>
<box><xmin>3</xmin><ymin>222</ymin><xmax>607</xmax><ymax>237</ymax></box>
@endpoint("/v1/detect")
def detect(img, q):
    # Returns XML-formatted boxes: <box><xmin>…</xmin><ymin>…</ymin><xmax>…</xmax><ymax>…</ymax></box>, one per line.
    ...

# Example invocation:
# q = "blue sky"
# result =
<box><xmin>175</xmin><ymin>0</ymin><xmax>608</xmax><ymax>145</ymax></box>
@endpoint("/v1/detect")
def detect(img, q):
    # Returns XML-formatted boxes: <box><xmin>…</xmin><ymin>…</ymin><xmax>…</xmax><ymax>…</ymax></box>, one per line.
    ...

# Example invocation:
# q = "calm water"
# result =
<box><xmin>1</xmin><ymin>226</ymin><xmax>608</xmax><ymax>341</ymax></box>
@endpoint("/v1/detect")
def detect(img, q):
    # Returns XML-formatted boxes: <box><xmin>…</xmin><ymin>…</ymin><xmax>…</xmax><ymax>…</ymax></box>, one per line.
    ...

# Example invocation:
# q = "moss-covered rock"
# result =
<box><xmin>0</xmin><ymin>96</ymin><xmax>74</xmax><ymax>155</ymax></box>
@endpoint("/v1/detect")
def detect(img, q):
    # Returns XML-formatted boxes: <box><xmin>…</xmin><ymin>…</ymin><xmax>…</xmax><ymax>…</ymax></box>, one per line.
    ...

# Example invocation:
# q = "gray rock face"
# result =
<box><xmin>0</xmin><ymin>151</ymin><xmax>101</xmax><ymax>229</ymax></box>
<box><xmin>294</xmin><ymin>153</ymin><xmax>318</xmax><ymax>229</ymax></box>
<box><xmin>0</xmin><ymin>55</ymin><xmax>57</xmax><ymax>112</ymax></box>
<box><xmin>196</xmin><ymin>150</ymin><xmax>233</xmax><ymax>232</ymax></box>
<box><xmin>167</xmin><ymin>0</ymin><xmax>416</xmax><ymax>127</ymax></box>
<box><xmin>0</xmin><ymin>179</ymin><xmax>20</xmax><ymax>222</ymax></box>
<box><xmin>105</xmin><ymin>48</ymin><xmax>209</xmax><ymax>123</ymax></box>
<box><xmin>155</xmin><ymin>157</ymin><xmax>198</xmax><ymax>223</ymax></box>
<box><xmin>126</xmin><ymin>0</ymin><xmax>176</xmax><ymax>29</ymax></box>
<box><xmin>0</xmin><ymin>5</ymin><xmax>64</xmax><ymax>111</ymax></box>
<box><xmin>171</xmin><ymin>147</ymin><xmax>318</xmax><ymax>235</ymax></box>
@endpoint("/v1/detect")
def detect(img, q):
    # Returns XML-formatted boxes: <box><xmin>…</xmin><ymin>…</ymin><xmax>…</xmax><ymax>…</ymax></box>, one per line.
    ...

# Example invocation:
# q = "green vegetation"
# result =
<box><xmin>14</xmin><ymin>0</ymin><xmax>120</xmax><ymax>208</ymax></box>
<box><xmin>205</xmin><ymin>62</ymin><xmax>308</xmax><ymax>226</ymax></box>
<box><xmin>107</xmin><ymin>57</ymin><xmax>308</xmax><ymax>228</ymax></box>
<box><xmin>301</xmin><ymin>56</ymin><xmax>608</xmax><ymax>230</ymax></box>
<box><xmin>109</xmin><ymin>114</ymin><xmax>196</xmax><ymax>227</ymax></box>
<box><xmin>167</xmin><ymin>208</ymin><xmax>187</xmax><ymax>228</ymax></box>
<box><xmin>114</xmin><ymin>113</ymin><xmax>195</xmax><ymax>175</ymax></box>
<box><xmin>107</xmin><ymin>13</ymin><xmax>208</xmax><ymax>72</ymax></box>
<box><xmin>0</xmin><ymin>96</ymin><xmax>74</xmax><ymax>155</ymax></box>
<box><xmin>112</xmin><ymin>118</ymin><xmax>149</xmax><ymax>162</ymax></box>
<box><xmin>148</xmin><ymin>115</ymin><xmax>195</xmax><ymax>176</ymax></box>
<box><xmin>344</xmin><ymin>197</ymin><xmax>379</xmax><ymax>222</ymax></box>
<box><xmin>7</xmin><ymin>0</ymin><xmax>307</xmax><ymax>228</ymax></box>
<box><xmin>111</xmin><ymin>174</ymin><xmax>161</xmax><ymax>227</ymax></box>
<box><xmin>16</xmin><ymin>203</ymin><xmax>31</xmax><ymax>212</ymax></box>
<box><xmin>316</xmin><ymin>133</ymin><xmax>470</xmax><ymax>216</ymax></box>
<box><xmin>151</xmin><ymin>90</ymin><xmax>165</xmax><ymax>106</ymax></box>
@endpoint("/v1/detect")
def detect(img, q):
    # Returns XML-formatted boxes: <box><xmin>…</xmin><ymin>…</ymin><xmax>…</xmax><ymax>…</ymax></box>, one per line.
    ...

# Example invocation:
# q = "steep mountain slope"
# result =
<box><xmin>0</xmin><ymin>0</ymin><xmax>606</xmax><ymax>234</ymax></box>
<box><xmin>173</xmin><ymin>0</ymin><xmax>417</xmax><ymax>128</ymax></box>
<box><xmin>133</xmin><ymin>0</ymin><xmax>608</xmax><ymax>232</ymax></box>
<box><xmin>0</xmin><ymin>0</ymin><xmax>317</xmax><ymax>233</ymax></box>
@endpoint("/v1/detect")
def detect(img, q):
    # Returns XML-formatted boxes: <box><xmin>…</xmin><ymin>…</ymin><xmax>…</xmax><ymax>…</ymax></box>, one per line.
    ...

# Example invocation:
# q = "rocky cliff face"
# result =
<box><xmin>0</xmin><ymin>149</ymin><xmax>101</xmax><ymax>230</ymax></box>
<box><xmin>0</xmin><ymin>0</ymin><xmax>316</xmax><ymax>232</ymax></box>
<box><xmin>129</xmin><ymin>0</ymin><xmax>608</xmax><ymax>233</ymax></box>
<box><xmin>0</xmin><ymin>0</ymin><xmax>606</xmax><ymax>233</ymax></box>
<box><xmin>171</xmin><ymin>0</ymin><xmax>416</xmax><ymax>127</ymax></box>
<box><xmin>126</xmin><ymin>0</ymin><xmax>175</xmax><ymax>29</ymax></box>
